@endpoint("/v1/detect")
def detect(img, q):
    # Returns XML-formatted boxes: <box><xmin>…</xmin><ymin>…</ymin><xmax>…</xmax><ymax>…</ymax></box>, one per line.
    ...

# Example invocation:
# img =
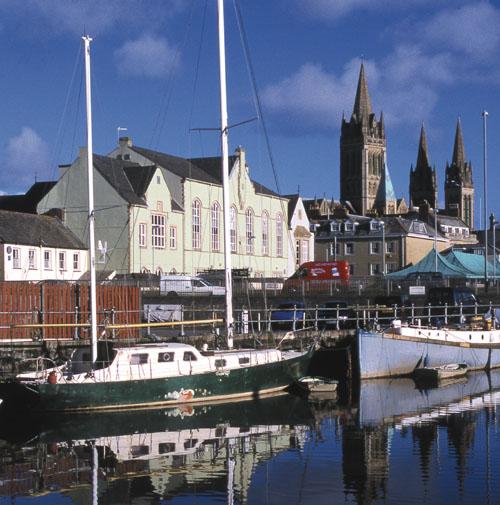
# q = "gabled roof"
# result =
<box><xmin>93</xmin><ymin>154</ymin><xmax>152</xmax><ymax>206</ymax></box>
<box><xmin>0</xmin><ymin>210</ymin><xmax>86</xmax><ymax>249</ymax></box>
<box><xmin>188</xmin><ymin>155</ymin><xmax>238</xmax><ymax>183</ymax></box>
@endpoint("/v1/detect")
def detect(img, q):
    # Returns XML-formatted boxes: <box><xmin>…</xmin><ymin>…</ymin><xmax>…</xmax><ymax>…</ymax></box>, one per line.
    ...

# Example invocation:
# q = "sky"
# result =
<box><xmin>1</xmin><ymin>0</ymin><xmax>500</xmax><ymax>229</ymax></box>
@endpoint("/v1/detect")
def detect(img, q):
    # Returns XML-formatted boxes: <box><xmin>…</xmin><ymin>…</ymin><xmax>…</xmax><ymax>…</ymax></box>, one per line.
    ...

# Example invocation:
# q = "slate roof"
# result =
<box><xmin>0</xmin><ymin>181</ymin><xmax>56</xmax><ymax>214</ymax></box>
<box><xmin>93</xmin><ymin>154</ymin><xmax>151</xmax><ymax>206</ymax></box>
<box><xmin>0</xmin><ymin>210</ymin><xmax>86</xmax><ymax>249</ymax></box>
<box><xmin>130</xmin><ymin>146</ymin><xmax>280</xmax><ymax>197</ymax></box>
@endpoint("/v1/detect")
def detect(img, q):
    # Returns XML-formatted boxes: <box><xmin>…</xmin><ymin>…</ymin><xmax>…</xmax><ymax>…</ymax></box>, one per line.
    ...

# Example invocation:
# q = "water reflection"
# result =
<box><xmin>1</xmin><ymin>372</ymin><xmax>500</xmax><ymax>504</ymax></box>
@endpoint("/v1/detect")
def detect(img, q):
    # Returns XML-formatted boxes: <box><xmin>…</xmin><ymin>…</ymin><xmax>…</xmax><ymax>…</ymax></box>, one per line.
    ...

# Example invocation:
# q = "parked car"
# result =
<box><xmin>426</xmin><ymin>287</ymin><xmax>479</xmax><ymax>325</ymax></box>
<box><xmin>317</xmin><ymin>300</ymin><xmax>355</xmax><ymax>329</ymax></box>
<box><xmin>271</xmin><ymin>301</ymin><xmax>307</xmax><ymax>330</ymax></box>
<box><xmin>160</xmin><ymin>275</ymin><xmax>225</xmax><ymax>297</ymax></box>
<box><xmin>373</xmin><ymin>294</ymin><xmax>411</xmax><ymax>322</ymax></box>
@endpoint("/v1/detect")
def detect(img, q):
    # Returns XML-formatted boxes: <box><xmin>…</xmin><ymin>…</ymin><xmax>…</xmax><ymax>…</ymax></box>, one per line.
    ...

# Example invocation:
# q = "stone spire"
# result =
<box><xmin>416</xmin><ymin>124</ymin><xmax>430</xmax><ymax>171</ymax></box>
<box><xmin>353</xmin><ymin>63</ymin><xmax>373</xmax><ymax>122</ymax></box>
<box><xmin>452</xmin><ymin>118</ymin><xmax>466</xmax><ymax>166</ymax></box>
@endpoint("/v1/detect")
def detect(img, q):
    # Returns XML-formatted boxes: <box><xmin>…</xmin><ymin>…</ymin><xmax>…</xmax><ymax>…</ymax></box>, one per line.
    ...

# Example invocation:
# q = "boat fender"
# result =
<box><xmin>48</xmin><ymin>371</ymin><xmax>58</xmax><ymax>384</ymax></box>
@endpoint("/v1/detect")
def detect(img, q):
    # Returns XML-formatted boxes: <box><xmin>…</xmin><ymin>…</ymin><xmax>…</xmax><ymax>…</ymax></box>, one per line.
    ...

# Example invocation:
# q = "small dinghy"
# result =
<box><xmin>413</xmin><ymin>363</ymin><xmax>468</xmax><ymax>383</ymax></box>
<box><xmin>298</xmin><ymin>376</ymin><xmax>338</xmax><ymax>399</ymax></box>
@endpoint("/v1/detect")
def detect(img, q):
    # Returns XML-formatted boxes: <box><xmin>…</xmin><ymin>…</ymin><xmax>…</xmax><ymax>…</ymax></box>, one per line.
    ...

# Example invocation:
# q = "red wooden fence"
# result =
<box><xmin>0</xmin><ymin>282</ymin><xmax>140</xmax><ymax>340</ymax></box>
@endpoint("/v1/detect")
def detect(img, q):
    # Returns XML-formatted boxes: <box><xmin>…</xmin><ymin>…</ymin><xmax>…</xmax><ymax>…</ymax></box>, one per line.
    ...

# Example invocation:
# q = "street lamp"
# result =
<box><xmin>491</xmin><ymin>213</ymin><xmax>499</xmax><ymax>282</ymax></box>
<box><xmin>482</xmin><ymin>110</ymin><xmax>489</xmax><ymax>286</ymax></box>
<box><xmin>380</xmin><ymin>221</ymin><xmax>385</xmax><ymax>276</ymax></box>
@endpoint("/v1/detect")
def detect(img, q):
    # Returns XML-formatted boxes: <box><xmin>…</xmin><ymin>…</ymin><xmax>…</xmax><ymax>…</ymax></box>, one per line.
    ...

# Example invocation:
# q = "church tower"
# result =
<box><xmin>444</xmin><ymin>119</ymin><xmax>474</xmax><ymax>227</ymax></box>
<box><xmin>340</xmin><ymin>64</ymin><xmax>386</xmax><ymax>215</ymax></box>
<box><xmin>409</xmin><ymin>124</ymin><xmax>437</xmax><ymax>209</ymax></box>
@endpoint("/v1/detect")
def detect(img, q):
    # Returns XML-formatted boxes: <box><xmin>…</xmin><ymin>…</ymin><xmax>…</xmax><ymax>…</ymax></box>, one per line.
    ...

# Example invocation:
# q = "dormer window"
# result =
<box><xmin>330</xmin><ymin>222</ymin><xmax>340</xmax><ymax>232</ymax></box>
<box><xmin>344</xmin><ymin>222</ymin><xmax>354</xmax><ymax>232</ymax></box>
<box><xmin>370</xmin><ymin>221</ymin><xmax>381</xmax><ymax>231</ymax></box>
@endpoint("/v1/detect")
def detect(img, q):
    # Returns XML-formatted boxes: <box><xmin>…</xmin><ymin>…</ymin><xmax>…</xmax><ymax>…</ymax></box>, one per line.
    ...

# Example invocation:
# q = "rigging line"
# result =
<box><xmin>150</xmin><ymin>0</ymin><xmax>197</xmax><ymax>149</ymax></box>
<box><xmin>49</xmin><ymin>41</ymin><xmax>83</xmax><ymax>181</ymax></box>
<box><xmin>63</xmin><ymin>68</ymin><xmax>84</xmax><ymax>213</ymax></box>
<box><xmin>233</xmin><ymin>0</ymin><xmax>296</xmax><ymax>268</ymax></box>
<box><xmin>188</xmin><ymin>0</ymin><xmax>209</xmax><ymax>135</ymax></box>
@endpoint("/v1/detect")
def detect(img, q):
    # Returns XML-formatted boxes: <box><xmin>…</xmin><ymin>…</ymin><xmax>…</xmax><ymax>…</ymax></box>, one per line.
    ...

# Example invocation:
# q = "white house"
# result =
<box><xmin>0</xmin><ymin>210</ymin><xmax>88</xmax><ymax>281</ymax></box>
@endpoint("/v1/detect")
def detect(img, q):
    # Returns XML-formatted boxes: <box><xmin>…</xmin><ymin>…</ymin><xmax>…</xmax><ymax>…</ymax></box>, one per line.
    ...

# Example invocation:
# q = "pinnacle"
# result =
<box><xmin>452</xmin><ymin>118</ymin><xmax>466</xmax><ymax>166</ymax></box>
<box><xmin>353</xmin><ymin>63</ymin><xmax>373</xmax><ymax>121</ymax></box>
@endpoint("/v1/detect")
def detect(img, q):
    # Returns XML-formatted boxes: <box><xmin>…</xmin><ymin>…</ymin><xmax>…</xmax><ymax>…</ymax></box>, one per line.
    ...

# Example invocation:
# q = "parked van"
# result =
<box><xmin>282</xmin><ymin>261</ymin><xmax>350</xmax><ymax>294</ymax></box>
<box><xmin>160</xmin><ymin>275</ymin><xmax>225</xmax><ymax>297</ymax></box>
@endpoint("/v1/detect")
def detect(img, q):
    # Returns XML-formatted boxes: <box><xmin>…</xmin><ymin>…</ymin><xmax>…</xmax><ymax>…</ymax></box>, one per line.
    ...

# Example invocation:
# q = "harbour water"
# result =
<box><xmin>1</xmin><ymin>371</ymin><xmax>500</xmax><ymax>504</ymax></box>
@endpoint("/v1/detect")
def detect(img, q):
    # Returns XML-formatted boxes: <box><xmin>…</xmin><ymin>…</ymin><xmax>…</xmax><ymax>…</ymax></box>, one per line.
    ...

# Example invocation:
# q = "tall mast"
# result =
<box><xmin>83</xmin><ymin>35</ymin><xmax>98</xmax><ymax>364</ymax></box>
<box><xmin>217</xmin><ymin>0</ymin><xmax>234</xmax><ymax>348</ymax></box>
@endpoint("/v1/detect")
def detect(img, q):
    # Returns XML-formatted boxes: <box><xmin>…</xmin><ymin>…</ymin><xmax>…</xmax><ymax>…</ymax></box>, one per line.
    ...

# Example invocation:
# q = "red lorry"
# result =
<box><xmin>282</xmin><ymin>261</ymin><xmax>350</xmax><ymax>294</ymax></box>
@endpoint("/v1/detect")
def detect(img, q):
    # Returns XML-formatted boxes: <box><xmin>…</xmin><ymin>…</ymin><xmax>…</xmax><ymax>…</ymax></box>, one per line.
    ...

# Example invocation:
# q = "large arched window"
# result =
<box><xmin>276</xmin><ymin>213</ymin><xmax>283</xmax><ymax>257</ymax></box>
<box><xmin>246</xmin><ymin>208</ymin><xmax>255</xmax><ymax>254</ymax></box>
<box><xmin>262</xmin><ymin>211</ymin><xmax>269</xmax><ymax>256</ymax></box>
<box><xmin>211</xmin><ymin>202</ymin><xmax>220</xmax><ymax>251</ymax></box>
<box><xmin>230</xmin><ymin>206</ymin><xmax>237</xmax><ymax>253</ymax></box>
<box><xmin>192</xmin><ymin>199</ymin><xmax>201</xmax><ymax>250</ymax></box>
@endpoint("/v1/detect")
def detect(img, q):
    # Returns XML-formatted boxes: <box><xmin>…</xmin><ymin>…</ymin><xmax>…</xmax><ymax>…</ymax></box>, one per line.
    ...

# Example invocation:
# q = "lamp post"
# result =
<box><xmin>483</xmin><ymin>110</ymin><xmax>489</xmax><ymax>287</ymax></box>
<box><xmin>381</xmin><ymin>221</ymin><xmax>385</xmax><ymax>276</ymax></box>
<box><xmin>434</xmin><ymin>208</ymin><xmax>438</xmax><ymax>272</ymax></box>
<box><xmin>491</xmin><ymin>213</ymin><xmax>499</xmax><ymax>283</ymax></box>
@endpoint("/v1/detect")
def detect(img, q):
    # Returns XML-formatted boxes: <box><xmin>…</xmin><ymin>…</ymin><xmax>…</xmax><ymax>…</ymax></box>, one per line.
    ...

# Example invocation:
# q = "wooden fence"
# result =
<box><xmin>0</xmin><ymin>282</ymin><xmax>140</xmax><ymax>340</ymax></box>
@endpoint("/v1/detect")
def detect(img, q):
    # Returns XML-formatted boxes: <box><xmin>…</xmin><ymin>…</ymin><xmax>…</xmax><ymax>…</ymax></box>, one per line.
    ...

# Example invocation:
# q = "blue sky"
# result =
<box><xmin>1</xmin><ymin>0</ymin><xmax>500</xmax><ymax>228</ymax></box>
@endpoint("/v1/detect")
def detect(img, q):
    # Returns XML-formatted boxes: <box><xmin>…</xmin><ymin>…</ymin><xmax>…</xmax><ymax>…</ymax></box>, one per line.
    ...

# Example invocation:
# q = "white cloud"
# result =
<box><xmin>261</xmin><ymin>48</ymin><xmax>448</xmax><ymax>132</ymax></box>
<box><xmin>114</xmin><ymin>34</ymin><xmax>179</xmax><ymax>78</ymax></box>
<box><xmin>423</xmin><ymin>2</ymin><xmax>500</xmax><ymax>61</ymax></box>
<box><xmin>299</xmin><ymin>0</ymin><xmax>437</xmax><ymax>20</ymax></box>
<box><xmin>4</xmin><ymin>128</ymin><xmax>51</xmax><ymax>189</ymax></box>
<box><xmin>0</xmin><ymin>0</ymin><xmax>185</xmax><ymax>36</ymax></box>
<box><xmin>262</xmin><ymin>59</ymin><xmax>378</xmax><ymax>130</ymax></box>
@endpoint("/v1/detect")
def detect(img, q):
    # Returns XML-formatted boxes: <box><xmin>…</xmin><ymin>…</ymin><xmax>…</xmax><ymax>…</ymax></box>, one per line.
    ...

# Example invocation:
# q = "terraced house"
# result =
<box><xmin>37</xmin><ymin>139</ymin><xmax>292</xmax><ymax>278</ymax></box>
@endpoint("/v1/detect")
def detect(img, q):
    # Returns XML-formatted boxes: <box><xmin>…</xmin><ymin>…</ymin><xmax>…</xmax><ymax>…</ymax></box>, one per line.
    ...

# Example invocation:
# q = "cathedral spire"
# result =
<box><xmin>452</xmin><ymin>117</ymin><xmax>466</xmax><ymax>166</ymax></box>
<box><xmin>416</xmin><ymin>123</ymin><xmax>430</xmax><ymax>170</ymax></box>
<box><xmin>353</xmin><ymin>63</ymin><xmax>372</xmax><ymax>121</ymax></box>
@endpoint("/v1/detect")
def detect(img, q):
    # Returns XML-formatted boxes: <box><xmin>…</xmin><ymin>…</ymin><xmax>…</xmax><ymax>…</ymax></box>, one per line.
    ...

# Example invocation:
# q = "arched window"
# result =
<box><xmin>262</xmin><ymin>211</ymin><xmax>269</xmax><ymax>256</ymax></box>
<box><xmin>276</xmin><ymin>213</ymin><xmax>283</xmax><ymax>257</ymax></box>
<box><xmin>156</xmin><ymin>266</ymin><xmax>163</xmax><ymax>276</ymax></box>
<box><xmin>211</xmin><ymin>202</ymin><xmax>220</xmax><ymax>251</ymax></box>
<box><xmin>192</xmin><ymin>199</ymin><xmax>201</xmax><ymax>250</ymax></box>
<box><xmin>246</xmin><ymin>208</ymin><xmax>255</xmax><ymax>254</ymax></box>
<box><xmin>230</xmin><ymin>206</ymin><xmax>237</xmax><ymax>253</ymax></box>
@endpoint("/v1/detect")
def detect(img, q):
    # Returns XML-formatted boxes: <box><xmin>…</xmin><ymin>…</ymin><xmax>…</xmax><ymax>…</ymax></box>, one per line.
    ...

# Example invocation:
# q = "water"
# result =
<box><xmin>1</xmin><ymin>371</ymin><xmax>500</xmax><ymax>505</ymax></box>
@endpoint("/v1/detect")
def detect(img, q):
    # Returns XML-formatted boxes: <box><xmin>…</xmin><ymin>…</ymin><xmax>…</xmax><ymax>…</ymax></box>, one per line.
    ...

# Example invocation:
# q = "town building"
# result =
<box><xmin>38</xmin><ymin>141</ymin><xmax>296</xmax><ymax>278</ymax></box>
<box><xmin>0</xmin><ymin>210</ymin><xmax>87</xmax><ymax>281</ymax></box>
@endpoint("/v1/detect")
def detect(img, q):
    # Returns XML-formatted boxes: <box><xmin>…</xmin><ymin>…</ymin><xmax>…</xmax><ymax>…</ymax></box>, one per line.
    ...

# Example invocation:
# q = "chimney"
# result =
<box><xmin>119</xmin><ymin>136</ymin><xmax>132</xmax><ymax>148</ymax></box>
<box><xmin>236</xmin><ymin>146</ymin><xmax>246</xmax><ymax>172</ymax></box>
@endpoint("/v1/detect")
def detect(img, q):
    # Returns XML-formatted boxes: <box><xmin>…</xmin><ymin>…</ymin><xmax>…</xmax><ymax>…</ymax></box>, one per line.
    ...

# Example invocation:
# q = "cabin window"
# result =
<box><xmin>183</xmin><ymin>352</ymin><xmax>197</xmax><ymax>362</ymax></box>
<box><xmin>130</xmin><ymin>445</ymin><xmax>149</xmax><ymax>457</ymax></box>
<box><xmin>130</xmin><ymin>353</ymin><xmax>149</xmax><ymax>365</ymax></box>
<box><xmin>184</xmin><ymin>439</ymin><xmax>199</xmax><ymax>449</ymax></box>
<box><xmin>239</xmin><ymin>357</ymin><xmax>250</xmax><ymax>365</ymax></box>
<box><xmin>158</xmin><ymin>352</ymin><xmax>175</xmax><ymax>363</ymax></box>
<box><xmin>215</xmin><ymin>359</ymin><xmax>227</xmax><ymax>367</ymax></box>
<box><xmin>159</xmin><ymin>442</ymin><xmax>176</xmax><ymax>454</ymax></box>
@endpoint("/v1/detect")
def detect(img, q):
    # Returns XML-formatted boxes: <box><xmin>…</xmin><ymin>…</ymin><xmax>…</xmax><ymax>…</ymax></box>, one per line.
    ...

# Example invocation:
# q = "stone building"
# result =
<box><xmin>409</xmin><ymin>125</ymin><xmax>437</xmax><ymax>209</ymax></box>
<box><xmin>340</xmin><ymin>64</ymin><xmax>400</xmax><ymax>216</ymax></box>
<box><xmin>444</xmin><ymin>119</ymin><xmax>474</xmax><ymax>228</ymax></box>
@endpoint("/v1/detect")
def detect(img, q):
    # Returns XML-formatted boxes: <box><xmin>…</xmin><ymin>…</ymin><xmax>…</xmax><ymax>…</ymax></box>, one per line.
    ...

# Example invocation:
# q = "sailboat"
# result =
<box><xmin>0</xmin><ymin>2</ymin><xmax>312</xmax><ymax>412</ymax></box>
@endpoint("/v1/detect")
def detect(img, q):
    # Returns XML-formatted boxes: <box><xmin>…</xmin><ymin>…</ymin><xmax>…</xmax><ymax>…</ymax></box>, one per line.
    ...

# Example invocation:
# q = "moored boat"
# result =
<box><xmin>358</xmin><ymin>320</ymin><xmax>500</xmax><ymax>379</ymax></box>
<box><xmin>0</xmin><ymin>342</ymin><xmax>312</xmax><ymax>412</ymax></box>
<box><xmin>413</xmin><ymin>362</ymin><xmax>468</xmax><ymax>384</ymax></box>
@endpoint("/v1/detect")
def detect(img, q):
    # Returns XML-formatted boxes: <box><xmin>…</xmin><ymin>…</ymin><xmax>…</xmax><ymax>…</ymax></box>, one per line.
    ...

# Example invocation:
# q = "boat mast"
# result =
<box><xmin>83</xmin><ymin>35</ymin><xmax>98</xmax><ymax>365</ymax></box>
<box><xmin>217</xmin><ymin>0</ymin><xmax>234</xmax><ymax>348</ymax></box>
